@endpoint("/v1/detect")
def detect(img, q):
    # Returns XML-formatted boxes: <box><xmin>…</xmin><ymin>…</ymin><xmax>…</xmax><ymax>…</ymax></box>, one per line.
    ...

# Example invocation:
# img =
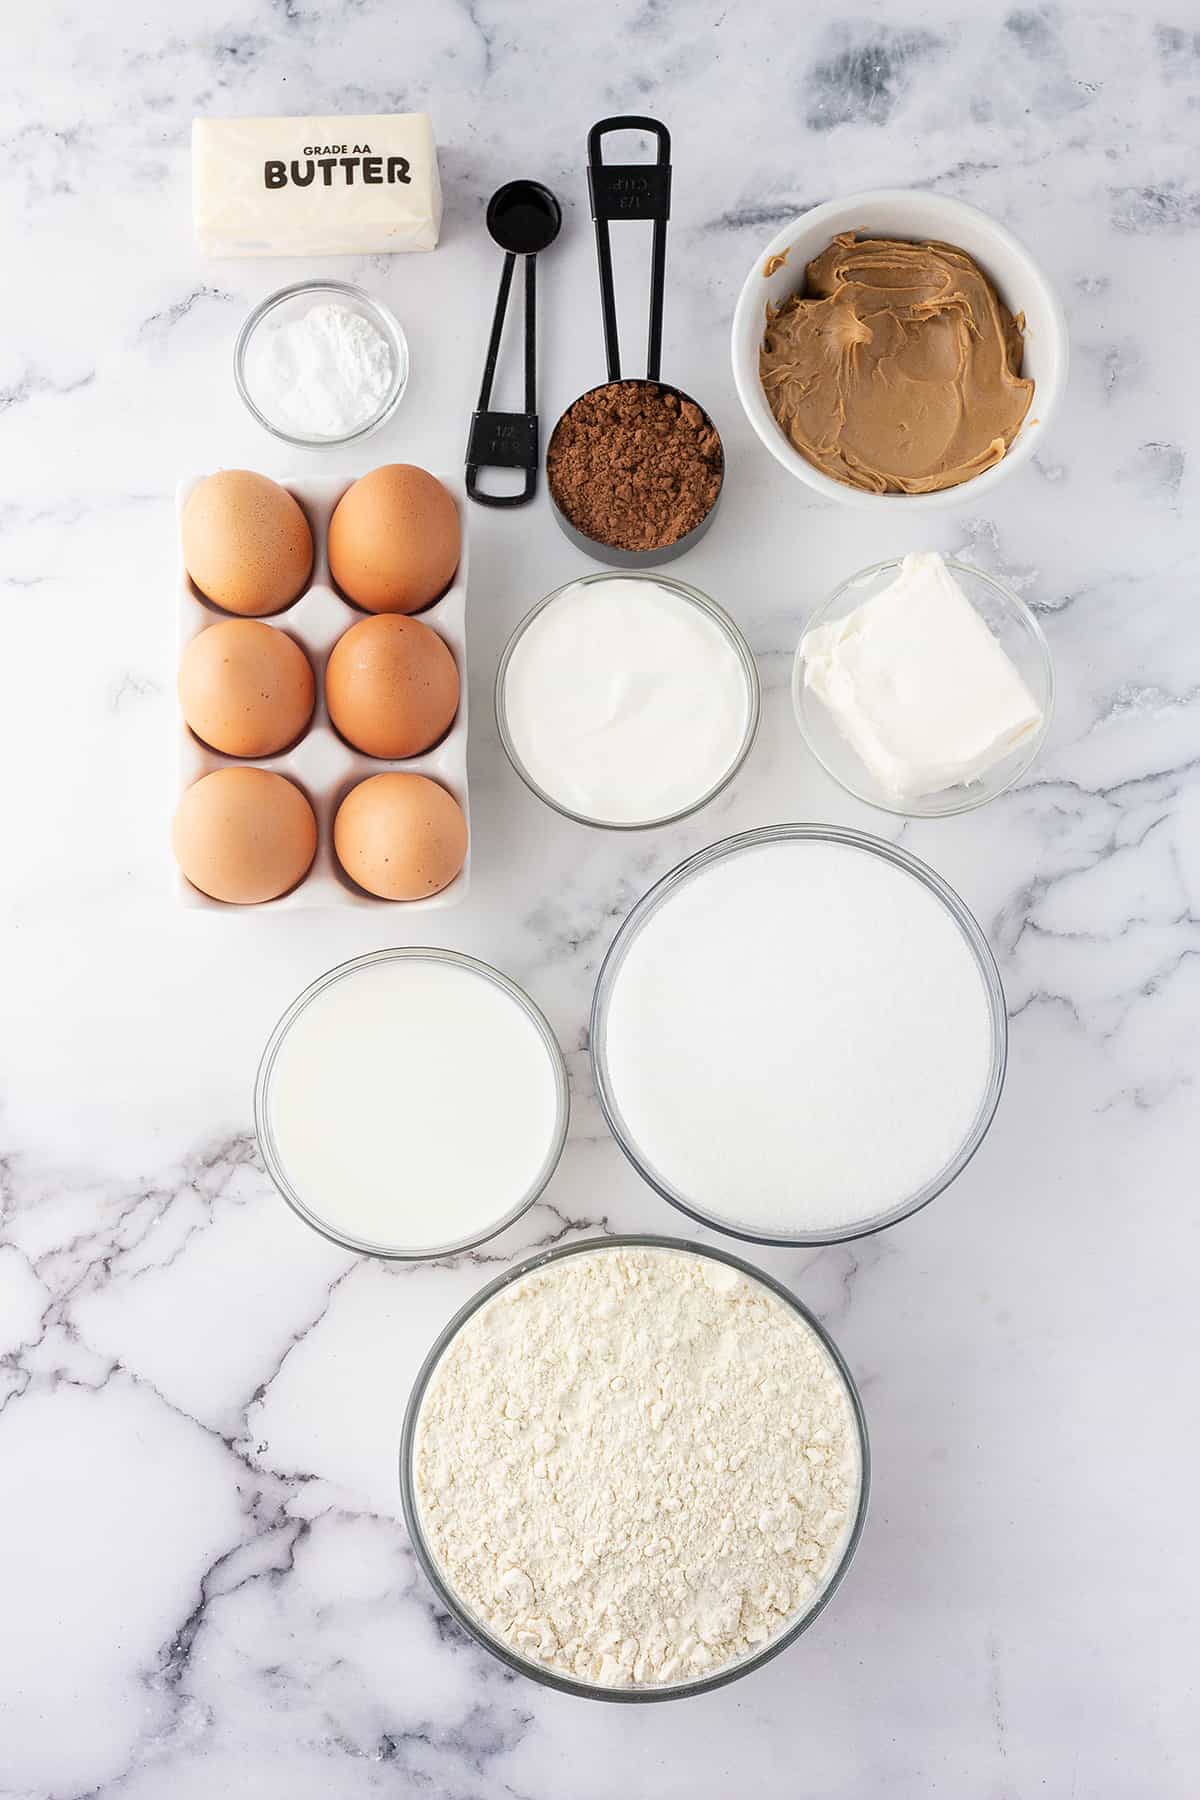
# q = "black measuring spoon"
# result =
<box><xmin>466</xmin><ymin>179</ymin><xmax>562</xmax><ymax>507</ymax></box>
<box><xmin>546</xmin><ymin>117</ymin><xmax>724</xmax><ymax>566</ymax></box>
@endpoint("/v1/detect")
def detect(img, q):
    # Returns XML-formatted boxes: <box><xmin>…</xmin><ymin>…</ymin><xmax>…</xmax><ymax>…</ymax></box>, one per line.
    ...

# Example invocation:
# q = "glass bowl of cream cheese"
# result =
<box><xmin>793</xmin><ymin>553</ymin><xmax>1054</xmax><ymax>817</ymax></box>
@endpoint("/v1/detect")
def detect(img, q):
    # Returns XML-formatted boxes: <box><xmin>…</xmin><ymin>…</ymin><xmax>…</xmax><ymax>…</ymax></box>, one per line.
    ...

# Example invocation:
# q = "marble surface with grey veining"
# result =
<box><xmin>2</xmin><ymin>3</ymin><xmax>1198</xmax><ymax>1795</ymax></box>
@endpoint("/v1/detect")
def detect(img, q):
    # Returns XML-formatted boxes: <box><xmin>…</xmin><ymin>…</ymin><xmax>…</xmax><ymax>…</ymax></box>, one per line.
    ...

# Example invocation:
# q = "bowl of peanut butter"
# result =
<box><xmin>730</xmin><ymin>189</ymin><xmax>1067</xmax><ymax>508</ymax></box>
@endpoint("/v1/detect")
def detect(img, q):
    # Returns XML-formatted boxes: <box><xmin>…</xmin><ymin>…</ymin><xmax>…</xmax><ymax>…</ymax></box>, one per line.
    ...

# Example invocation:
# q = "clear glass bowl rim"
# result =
<box><xmin>590</xmin><ymin>823</ymin><xmax>1008</xmax><ymax>1247</ymax></box>
<box><xmin>254</xmin><ymin>947</ymin><xmax>570</xmax><ymax>1261</ymax></box>
<box><xmin>791</xmin><ymin>556</ymin><xmax>1055</xmax><ymax>819</ymax></box>
<box><xmin>233</xmin><ymin>279</ymin><xmax>410</xmax><ymax>449</ymax></box>
<box><xmin>494</xmin><ymin>569</ymin><xmax>762</xmax><ymax>831</ymax></box>
<box><xmin>398</xmin><ymin>1231</ymin><xmax>871</xmax><ymax>1702</ymax></box>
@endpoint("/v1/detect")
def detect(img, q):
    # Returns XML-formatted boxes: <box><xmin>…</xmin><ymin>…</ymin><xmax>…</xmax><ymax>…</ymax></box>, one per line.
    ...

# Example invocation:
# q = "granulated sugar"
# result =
<box><xmin>599</xmin><ymin>836</ymin><xmax>996</xmax><ymax>1237</ymax></box>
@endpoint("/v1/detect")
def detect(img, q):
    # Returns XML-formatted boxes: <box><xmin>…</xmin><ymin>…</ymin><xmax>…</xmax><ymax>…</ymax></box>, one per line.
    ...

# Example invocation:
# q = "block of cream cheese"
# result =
<box><xmin>801</xmin><ymin>551</ymin><xmax>1043</xmax><ymax>800</ymax></box>
<box><xmin>193</xmin><ymin>114</ymin><xmax>442</xmax><ymax>257</ymax></box>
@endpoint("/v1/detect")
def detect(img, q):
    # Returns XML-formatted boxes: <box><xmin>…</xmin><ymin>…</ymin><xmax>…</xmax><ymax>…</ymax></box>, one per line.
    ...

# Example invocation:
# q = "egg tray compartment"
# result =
<box><xmin>176</xmin><ymin>472</ymin><xmax>470</xmax><ymax>910</ymax></box>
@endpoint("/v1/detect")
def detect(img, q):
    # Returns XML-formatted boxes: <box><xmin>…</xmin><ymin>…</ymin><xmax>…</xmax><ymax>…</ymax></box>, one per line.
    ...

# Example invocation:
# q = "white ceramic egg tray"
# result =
<box><xmin>176</xmin><ymin>471</ymin><xmax>469</xmax><ymax>910</ymax></box>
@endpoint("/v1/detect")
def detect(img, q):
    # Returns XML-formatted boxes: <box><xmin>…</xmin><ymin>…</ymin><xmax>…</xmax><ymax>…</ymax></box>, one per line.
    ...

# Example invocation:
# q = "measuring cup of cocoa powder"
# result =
<box><xmin>546</xmin><ymin>118</ymin><xmax>724</xmax><ymax>567</ymax></box>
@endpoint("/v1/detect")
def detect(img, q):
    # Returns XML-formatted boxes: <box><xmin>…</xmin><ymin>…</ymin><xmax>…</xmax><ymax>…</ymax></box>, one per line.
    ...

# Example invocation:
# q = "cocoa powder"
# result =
<box><xmin>547</xmin><ymin>380</ymin><xmax>723</xmax><ymax>552</ymax></box>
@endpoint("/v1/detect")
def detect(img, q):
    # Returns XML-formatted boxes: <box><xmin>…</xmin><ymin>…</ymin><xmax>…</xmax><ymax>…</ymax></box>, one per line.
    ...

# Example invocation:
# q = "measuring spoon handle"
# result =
<box><xmin>467</xmin><ymin>251</ymin><xmax>539</xmax><ymax>507</ymax></box>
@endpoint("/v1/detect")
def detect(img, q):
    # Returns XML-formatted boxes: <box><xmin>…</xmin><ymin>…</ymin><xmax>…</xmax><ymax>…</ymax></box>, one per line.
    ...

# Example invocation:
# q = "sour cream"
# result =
<box><xmin>497</xmin><ymin>575</ymin><xmax>758</xmax><ymax>827</ymax></box>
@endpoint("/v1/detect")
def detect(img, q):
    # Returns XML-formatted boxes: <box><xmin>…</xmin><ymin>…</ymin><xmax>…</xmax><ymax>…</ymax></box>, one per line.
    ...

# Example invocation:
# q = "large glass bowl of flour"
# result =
<box><xmin>401</xmin><ymin>1236</ymin><xmax>870</xmax><ymax>1700</ymax></box>
<box><xmin>590</xmin><ymin>825</ymin><xmax>1007</xmax><ymax>1246</ymax></box>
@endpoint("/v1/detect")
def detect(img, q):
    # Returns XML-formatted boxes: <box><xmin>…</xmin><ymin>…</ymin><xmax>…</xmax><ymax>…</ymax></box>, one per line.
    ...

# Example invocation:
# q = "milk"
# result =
<box><xmin>263</xmin><ymin>953</ymin><xmax>565</xmax><ymax>1254</ymax></box>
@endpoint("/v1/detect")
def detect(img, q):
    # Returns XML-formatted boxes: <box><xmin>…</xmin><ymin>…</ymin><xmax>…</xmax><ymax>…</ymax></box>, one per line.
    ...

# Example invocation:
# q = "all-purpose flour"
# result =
<box><xmin>599</xmin><ymin>835</ymin><xmax>996</xmax><ymax>1236</ymax></box>
<box><xmin>413</xmin><ymin>1245</ymin><xmax>861</xmax><ymax>1689</ymax></box>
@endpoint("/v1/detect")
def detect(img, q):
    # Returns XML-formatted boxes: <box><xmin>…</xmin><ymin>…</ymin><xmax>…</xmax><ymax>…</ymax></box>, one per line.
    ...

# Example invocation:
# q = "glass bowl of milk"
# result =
<box><xmin>255</xmin><ymin>948</ymin><xmax>569</xmax><ymax>1258</ymax></box>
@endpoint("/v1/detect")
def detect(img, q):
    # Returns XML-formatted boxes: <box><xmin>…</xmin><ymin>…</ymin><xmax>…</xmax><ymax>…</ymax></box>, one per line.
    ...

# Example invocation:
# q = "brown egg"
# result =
<box><xmin>334</xmin><ymin>774</ymin><xmax>467</xmax><ymax>900</ymax></box>
<box><xmin>325</xmin><ymin>614</ymin><xmax>459</xmax><ymax>758</ymax></box>
<box><xmin>327</xmin><ymin>465</ymin><xmax>460</xmax><ymax>614</ymax></box>
<box><xmin>178</xmin><ymin>620</ymin><xmax>315</xmax><ymax>757</ymax></box>
<box><xmin>173</xmin><ymin>768</ymin><xmax>317</xmax><ymax>904</ymax></box>
<box><xmin>182</xmin><ymin>470</ymin><xmax>313</xmax><ymax>617</ymax></box>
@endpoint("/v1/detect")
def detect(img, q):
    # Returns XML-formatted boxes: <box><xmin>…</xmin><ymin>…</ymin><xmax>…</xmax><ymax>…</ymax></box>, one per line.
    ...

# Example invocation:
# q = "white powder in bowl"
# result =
<box><xmin>598</xmin><ymin>835</ymin><xmax>997</xmax><ymax>1237</ymax></box>
<box><xmin>244</xmin><ymin>301</ymin><xmax>396</xmax><ymax>439</ymax></box>
<box><xmin>412</xmin><ymin>1244</ymin><xmax>862</xmax><ymax>1690</ymax></box>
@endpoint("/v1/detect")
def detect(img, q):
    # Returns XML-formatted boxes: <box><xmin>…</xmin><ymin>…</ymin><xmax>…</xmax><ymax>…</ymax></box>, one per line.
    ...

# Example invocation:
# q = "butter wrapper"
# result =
<box><xmin>192</xmin><ymin>113</ymin><xmax>442</xmax><ymax>257</ymax></box>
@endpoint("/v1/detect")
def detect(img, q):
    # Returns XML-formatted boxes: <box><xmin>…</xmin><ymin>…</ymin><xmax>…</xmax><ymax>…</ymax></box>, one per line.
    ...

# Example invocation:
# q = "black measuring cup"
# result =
<box><xmin>466</xmin><ymin>179</ymin><xmax>562</xmax><ymax>507</ymax></box>
<box><xmin>546</xmin><ymin>117</ymin><xmax>724</xmax><ymax>566</ymax></box>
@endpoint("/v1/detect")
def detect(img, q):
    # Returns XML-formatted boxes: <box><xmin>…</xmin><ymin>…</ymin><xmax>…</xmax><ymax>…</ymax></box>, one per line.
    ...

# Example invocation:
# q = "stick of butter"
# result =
<box><xmin>192</xmin><ymin>114</ymin><xmax>442</xmax><ymax>257</ymax></box>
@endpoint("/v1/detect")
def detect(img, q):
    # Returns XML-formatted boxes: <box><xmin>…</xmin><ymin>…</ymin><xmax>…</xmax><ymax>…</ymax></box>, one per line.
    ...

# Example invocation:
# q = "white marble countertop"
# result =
<box><xmin>3</xmin><ymin>3</ymin><xmax>1198</xmax><ymax>1794</ymax></box>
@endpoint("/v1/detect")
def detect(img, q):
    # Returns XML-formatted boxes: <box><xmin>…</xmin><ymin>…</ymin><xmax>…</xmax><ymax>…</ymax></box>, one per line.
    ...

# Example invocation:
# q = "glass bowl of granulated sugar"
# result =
<box><xmin>591</xmin><ymin>825</ymin><xmax>1008</xmax><ymax>1247</ymax></box>
<box><xmin>235</xmin><ymin>280</ymin><xmax>409</xmax><ymax>448</ymax></box>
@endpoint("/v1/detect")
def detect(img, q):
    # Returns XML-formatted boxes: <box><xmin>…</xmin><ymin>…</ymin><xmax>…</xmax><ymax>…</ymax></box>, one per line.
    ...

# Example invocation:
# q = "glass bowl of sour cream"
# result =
<box><xmin>234</xmin><ymin>279</ymin><xmax>409</xmax><ymax>449</ymax></box>
<box><xmin>495</xmin><ymin>571</ymin><xmax>761</xmax><ymax>830</ymax></box>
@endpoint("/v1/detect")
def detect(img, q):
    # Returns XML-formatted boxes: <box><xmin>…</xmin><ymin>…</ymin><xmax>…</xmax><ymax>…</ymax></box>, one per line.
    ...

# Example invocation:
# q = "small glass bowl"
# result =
<box><xmin>254</xmin><ymin>948</ymin><xmax>570</xmax><ymax>1260</ymax></box>
<box><xmin>495</xmin><ymin>570</ymin><xmax>761</xmax><ymax>830</ymax></box>
<box><xmin>399</xmin><ymin>1233</ymin><xmax>870</xmax><ymax>1702</ymax></box>
<box><xmin>590</xmin><ymin>824</ymin><xmax>1008</xmax><ymax>1248</ymax></box>
<box><xmin>793</xmin><ymin>558</ymin><xmax>1053</xmax><ymax>818</ymax></box>
<box><xmin>234</xmin><ymin>280</ymin><xmax>409</xmax><ymax>449</ymax></box>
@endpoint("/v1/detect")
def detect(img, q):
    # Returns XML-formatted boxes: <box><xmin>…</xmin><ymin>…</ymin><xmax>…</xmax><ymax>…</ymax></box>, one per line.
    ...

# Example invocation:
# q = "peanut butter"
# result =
<box><xmin>760</xmin><ymin>233</ymin><xmax>1034</xmax><ymax>495</ymax></box>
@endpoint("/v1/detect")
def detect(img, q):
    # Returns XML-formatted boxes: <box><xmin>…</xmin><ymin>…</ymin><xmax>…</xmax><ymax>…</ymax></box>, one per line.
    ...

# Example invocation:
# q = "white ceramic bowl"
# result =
<box><xmin>730</xmin><ymin>189</ymin><xmax>1068</xmax><ymax>511</ymax></box>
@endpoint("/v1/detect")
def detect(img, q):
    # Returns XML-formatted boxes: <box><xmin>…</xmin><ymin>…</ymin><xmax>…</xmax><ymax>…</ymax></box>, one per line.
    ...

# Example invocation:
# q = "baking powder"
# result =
<box><xmin>244</xmin><ymin>301</ymin><xmax>395</xmax><ymax>438</ymax></box>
